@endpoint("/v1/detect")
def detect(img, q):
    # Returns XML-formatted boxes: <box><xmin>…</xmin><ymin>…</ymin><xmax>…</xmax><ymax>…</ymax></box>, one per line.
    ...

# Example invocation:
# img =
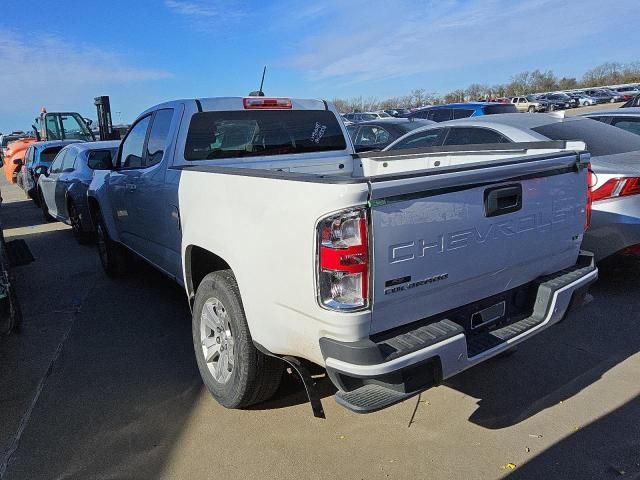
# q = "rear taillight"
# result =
<box><xmin>591</xmin><ymin>177</ymin><xmax>640</xmax><ymax>202</ymax></box>
<box><xmin>243</xmin><ymin>97</ymin><xmax>292</xmax><ymax>109</ymax></box>
<box><xmin>317</xmin><ymin>208</ymin><xmax>369</xmax><ymax>311</ymax></box>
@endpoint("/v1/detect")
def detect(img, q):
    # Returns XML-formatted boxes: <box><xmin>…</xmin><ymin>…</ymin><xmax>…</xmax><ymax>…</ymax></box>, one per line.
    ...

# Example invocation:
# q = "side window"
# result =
<box><xmin>61</xmin><ymin>149</ymin><xmax>77</xmax><ymax>171</ymax></box>
<box><xmin>453</xmin><ymin>109</ymin><xmax>474</xmax><ymax>119</ymax></box>
<box><xmin>120</xmin><ymin>116</ymin><xmax>151</xmax><ymax>169</ymax></box>
<box><xmin>46</xmin><ymin>115</ymin><xmax>61</xmax><ymax>140</ymax></box>
<box><xmin>430</xmin><ymin>109</ymin><xmax>452</xmax><ymax>122</ymax></box>
<box><xmin>611</xmin><ymin>117</ymin><xmax>640</xmax><ymax>136</ymax></box>
<box><xmin>146</xmin><ymin>109</ymin><xmax>174</xmax><ymax>167</ymax></box>
<box><xmin>25</xmin><ymin>147</ymin><xmax>34</xmax><ymax>166</ymax></box>
<box><xmin>519</xmin><ymin>98</ymin><xmax>527</xmax><ymax>103</ymax></box>
<box><xmin>443</xmin><ymin>127</ymin><xmax>510</xmax><ymax>146</ymax></box>
<box><xmin>49</xmin><ymin>150</ymin><xmax>66</xmax><ymax>173</ymax></box>
<box><xmin>388</xmin><ymin>128</ymin><xmax>444</xmax><ymax>150</ymax></box>
<box><xmin>87</xmin><ymin>150</ymin><xmax>114</xmax><ymax>170</ymax></box>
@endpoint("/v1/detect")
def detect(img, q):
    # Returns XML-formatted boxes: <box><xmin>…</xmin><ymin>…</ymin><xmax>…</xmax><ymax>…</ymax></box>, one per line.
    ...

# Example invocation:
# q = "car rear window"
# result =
<box><xmin>40</xmin><ymin>146</ymin><xmax>64</xmax><ymax>162</ymax></box>
<box><xmin>533</xmin><ymin>119</ymin><xmax>640</xmax><ymax>156</ymax></box>
<box><xmin>184</xmin><ymin>110</ymin><xmax>347</xmax><ymax>161</ymax></box>
<box><xmin>398</xmin><ymin>120</ymin><xmax>432</xmax><ymax>133</ymax></box>
<box><xmin>482</xmin><ymin>104</ymin><xmax>518</xmax><ymax>114</ymax></box>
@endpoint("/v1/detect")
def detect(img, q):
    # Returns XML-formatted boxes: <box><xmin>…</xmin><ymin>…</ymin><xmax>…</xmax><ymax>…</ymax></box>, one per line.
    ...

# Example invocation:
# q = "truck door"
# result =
<box><xmin>108</xmin><ymin>115</ymin><xmax>152</xmax><ymax>252</ymax></box>
<box><xmin>128</xmin><ymin>107</ymin><xmax>183</xmax><ymax>279</ymax></box>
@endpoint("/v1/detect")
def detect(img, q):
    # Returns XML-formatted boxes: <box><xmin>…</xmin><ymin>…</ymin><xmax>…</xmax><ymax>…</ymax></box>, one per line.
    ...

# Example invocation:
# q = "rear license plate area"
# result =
<box><xmin>471</xmin><ymin>301</ymin><xmax>506</xmax><ymax>330</ymax></box>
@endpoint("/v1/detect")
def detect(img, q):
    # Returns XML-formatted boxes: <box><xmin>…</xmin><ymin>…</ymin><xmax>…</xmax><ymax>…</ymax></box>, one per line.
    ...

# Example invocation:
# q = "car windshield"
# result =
<box><xmin>40</xmin><ymin>146</ymin><xmax>64</xmax><ymax>162</ymax></box>
<box><xmin>184</xmin><ymin>110</ymin><xmax>347</xmax><ymax>160</ymax></box>
<box><xmin>378</xmin><ymin>112</ymin><xmax>391</xmax><ymax>118</ymax></box>
<box><xmin>533</xmin><ymin>119</ymin><xmax>640</xmax><ymax>156</ymax></box>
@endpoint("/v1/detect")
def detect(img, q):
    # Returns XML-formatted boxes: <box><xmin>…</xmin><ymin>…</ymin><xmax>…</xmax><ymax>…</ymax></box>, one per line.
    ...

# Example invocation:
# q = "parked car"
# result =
<box><xmin>38</xmin><ymin>141</ymin><xmax>119</xmax><ymax>243</ymax></box>
<box><xmin>603</xmin><ymin>89</ymin><xmax>630</xmax><ymax>102</ymax></box>
<box><xmin>565</xmin><ymin>92</ymin><xmax>598</xmax><ymax>106</ymax></box>
<box><xmin>386</xmin><ymin>113</ymin><xmax>640</xmax><ymax>261</ymax></box>
<box><xmin>581</xmin><ymin>107</ymin><xmax>640</xmax><ymax>137</ymax></box>
<box><xmin>85</xmin><ymin>96</ymin><xmax>595</xmax><ymax>415</ymax></box>
<box><xmin>0</xmin><ymin>132</ymin><xmax>28</xmax><ymax>163</ymax></box>
<box><xmin>342</xmin><ymin>111</ymin><xmax>391</xmax><ymax>123</ymax></box>
<box><xmin>3</xmin><ymin>137</ymin><xmax>37</xmax><ymax>184</ymax></box>
<box><xmin>538</xmin><ymin>93</ymin><xmax>577</xmax><ymax>109</ymax></box>
<box><xmin>614</xmin><ymin>85</ymin><xmax>640</xmax><ymax>97</ymax></box>
<box><xmin>17</xmin><ymin>140</ymin><xmax>82</xmax><ymax>204</ymax></box>
<box><xmin>621</xmin><ymin>94</ymin><xmax>640</xmax><ymax>108</ymax></box>
<box><xmin>583</xmin><ymin>89</ymin><xmax>619</xmax><ymax>103</ymax></box>
<box><xmin>407</xmin><ymin>102</ymin><xmax>517</xmax><ymax>122</ymax></box>
<box><xmin>510</xmin><ymin>96</ymin><xmax>548</xmax><ymax>112</ymax></box>
<box><xmin>346</xmin><ymin>118</ymin><xmax>433</xmax><ymax>152</ymax></box>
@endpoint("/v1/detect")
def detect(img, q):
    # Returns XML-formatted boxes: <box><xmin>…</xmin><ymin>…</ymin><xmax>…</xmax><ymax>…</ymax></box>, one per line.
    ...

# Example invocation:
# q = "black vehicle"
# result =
<box><xmin>539</xmin><ymin>93</ymin><xmax>577</xmax><ymax>109</ymax></box>
<box><xmin>346</xmin><ymin>118</ymin><xmax>434</xmax><ymax>152</ymax></box>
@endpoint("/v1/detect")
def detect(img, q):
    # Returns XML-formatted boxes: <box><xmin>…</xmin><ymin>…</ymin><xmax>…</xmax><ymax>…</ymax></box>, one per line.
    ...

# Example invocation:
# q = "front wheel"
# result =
<box><xmin>39</xmin><ymin>191</ymin><xmax>54</xmax><ymax>222</ymax></box>
<box><xmin>95</xmin><ymin>210</ymin><xmax>129</xmax><ymax>276</ymax></box>
<box><xmin>192</xmin><ymin>270</ymin><xmax>283</xmax><ymax>408</ymax></box>
<box><xmin>68</xmin><ymin>201</ymin><xmax>92</xmax><ymax>244</ymax></box>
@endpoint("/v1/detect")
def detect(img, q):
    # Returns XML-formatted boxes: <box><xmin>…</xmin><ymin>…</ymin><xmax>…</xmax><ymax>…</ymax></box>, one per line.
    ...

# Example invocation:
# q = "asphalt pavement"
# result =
<box><xmin>0</xmin><ymin>175</ymin><xmax>638</xmax><ymax>480</ymax></box>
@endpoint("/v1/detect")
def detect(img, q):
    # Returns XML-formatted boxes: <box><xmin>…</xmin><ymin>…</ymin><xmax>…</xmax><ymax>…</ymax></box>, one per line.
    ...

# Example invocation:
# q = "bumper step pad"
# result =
<box><xmin>335</xmin><ymin>384</ymin><xmax>416</xmax><ymax>413</ymax></box>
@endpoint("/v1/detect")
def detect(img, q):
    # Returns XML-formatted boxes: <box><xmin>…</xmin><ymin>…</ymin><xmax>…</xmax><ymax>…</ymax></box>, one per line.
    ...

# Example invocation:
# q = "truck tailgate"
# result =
<box><xmin>368</xmin><ymin>152</ymin><xmax>588</xmax><ymax>334</ymax></box>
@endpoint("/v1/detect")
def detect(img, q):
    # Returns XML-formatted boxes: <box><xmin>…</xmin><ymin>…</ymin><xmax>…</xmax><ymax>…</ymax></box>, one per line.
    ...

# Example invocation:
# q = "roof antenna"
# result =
<box><xmin>249</xmin><ymin>66</ymin><xmax>266</xmax><ymax>96</ymax></box>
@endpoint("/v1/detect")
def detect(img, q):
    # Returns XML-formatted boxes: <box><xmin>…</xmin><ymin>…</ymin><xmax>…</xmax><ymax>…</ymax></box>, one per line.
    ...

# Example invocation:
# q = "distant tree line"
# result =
<box><xmin>332</xmin><ymin>61</ymin><xmax>640</xmax><ymax>112</ymax></box>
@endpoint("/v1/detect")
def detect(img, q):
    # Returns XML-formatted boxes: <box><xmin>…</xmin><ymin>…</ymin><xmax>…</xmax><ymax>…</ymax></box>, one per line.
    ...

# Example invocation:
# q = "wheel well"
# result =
<box><xmin>186</xmin><ymin>246</ymin><xmax>231</xmax><ymax>302</ymax></box>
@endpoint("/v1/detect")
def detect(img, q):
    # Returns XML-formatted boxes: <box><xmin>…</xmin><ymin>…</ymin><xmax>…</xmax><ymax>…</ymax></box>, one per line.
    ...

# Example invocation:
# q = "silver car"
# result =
<box><xmin>581</xmin><ymin>107</ymin><xmax>640</xmax><ymax>137</ymax></box>
<box><xmin>385</xmin><ymin>113</ymin><xmax>640</xmax><ymax>260</ymax></box>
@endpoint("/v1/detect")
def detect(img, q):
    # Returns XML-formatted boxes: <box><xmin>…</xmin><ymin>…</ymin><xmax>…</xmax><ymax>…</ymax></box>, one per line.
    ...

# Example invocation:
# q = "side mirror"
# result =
<box><xmin>87</xmin><ymin>153</ymin><xmax>114</xmax><ymax>170</ymax></box>
<box><xmin>34</xmin><ymin>165</ymin><xmax>49</xmax><ymax>177</ymax></box>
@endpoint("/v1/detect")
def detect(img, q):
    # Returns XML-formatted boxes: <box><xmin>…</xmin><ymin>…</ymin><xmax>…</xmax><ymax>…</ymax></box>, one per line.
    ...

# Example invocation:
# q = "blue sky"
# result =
<box><xmin>0</xmin><ymin>0</ymin><xmax>637</xmax><ymax>132</ymax></box>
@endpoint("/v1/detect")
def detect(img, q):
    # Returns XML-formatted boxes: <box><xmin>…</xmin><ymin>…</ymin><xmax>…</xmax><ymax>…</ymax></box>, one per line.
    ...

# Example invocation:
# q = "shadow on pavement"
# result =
<box><xmin>506</xmin><ymin>394</ymin><xmax>640</xmax><ymax>479</ymax></box>
<box><xmin>444</xmin><ymin>253</ymin><xmax>640</xmax><ymax>429</ymax></box>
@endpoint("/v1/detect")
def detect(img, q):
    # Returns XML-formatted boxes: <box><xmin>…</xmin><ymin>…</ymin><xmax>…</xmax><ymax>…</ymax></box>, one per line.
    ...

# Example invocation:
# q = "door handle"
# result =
<box><xmin>484</xmin><ymin>184</ymin><xmax>522</xmax><ymax>217</ymax></box>
<box><xmin>125</xmin><ymin>183</ymin><xmax>137</xmax><ymax>192</ymax></box>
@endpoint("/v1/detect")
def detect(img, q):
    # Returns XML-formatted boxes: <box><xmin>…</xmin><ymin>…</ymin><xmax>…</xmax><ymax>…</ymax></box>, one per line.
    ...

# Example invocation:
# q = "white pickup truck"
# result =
<box><xmin>88</xmin><ymin>97</ymin><xmax>597</xmax><ymax>414</ymax></box>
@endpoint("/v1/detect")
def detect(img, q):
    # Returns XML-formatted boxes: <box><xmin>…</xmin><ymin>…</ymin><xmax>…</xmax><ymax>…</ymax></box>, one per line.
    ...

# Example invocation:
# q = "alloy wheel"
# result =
<box><xmin>200</xmin><ymin>297</ymin><xmax>235</xmax><ymax>384</ymax></box>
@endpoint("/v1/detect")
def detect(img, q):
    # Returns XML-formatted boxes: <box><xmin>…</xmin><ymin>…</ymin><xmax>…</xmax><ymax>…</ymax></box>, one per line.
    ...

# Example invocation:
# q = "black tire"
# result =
<box><xmin>192</xmin><ymin>270</ymin><xmax>283</xmax><ymax>408</ymax></box>
<box><xmin>68</xmin><ymin>200</ymin><xmax>92</xmax><ymax>244</ymax></box>
<box><xmin>95</xmin><ymin>209</ymin><xmax>128</xmax><ymax>277</ymax></box>
<box><xmin>39</xmin><ymin>190</ymin><xmax>54</xmax><ymax>222</ymax></box>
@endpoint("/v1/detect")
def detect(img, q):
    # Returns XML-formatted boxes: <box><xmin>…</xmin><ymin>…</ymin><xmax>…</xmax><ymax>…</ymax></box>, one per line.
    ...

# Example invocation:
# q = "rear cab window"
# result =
<box><xmin>184</xmin><ymin>110</ymin><xmax>347</xmax><ymax>161</ymax></box>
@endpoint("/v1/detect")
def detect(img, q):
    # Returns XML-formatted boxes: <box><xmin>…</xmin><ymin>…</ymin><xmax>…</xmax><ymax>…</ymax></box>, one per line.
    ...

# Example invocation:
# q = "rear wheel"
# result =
<box><xmin>68</xmin><ymin>201</ymin><xmax>92</xmax><ymax>244</ymax></box>
<box><xmin>95</xmin><ymin>210</ymin><xmax>128</xmax><ymax>276</ymax></box>
<box><xmin>192</xmin><ymin>270</ymin><xmax>283</xmax><ymax>408</ymax></box>
<box><xmin>39</xmin><ymin>190</ymin><xmax>54</xmax><ymax>222</ymax></box>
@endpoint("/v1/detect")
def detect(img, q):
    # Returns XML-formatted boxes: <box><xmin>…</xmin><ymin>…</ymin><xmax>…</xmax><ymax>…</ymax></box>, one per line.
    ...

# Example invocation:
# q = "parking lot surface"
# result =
<box><xmin>0</xmin><ymin>177</ymin><xmax>638</xmax><ymax>480</ymax></box>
